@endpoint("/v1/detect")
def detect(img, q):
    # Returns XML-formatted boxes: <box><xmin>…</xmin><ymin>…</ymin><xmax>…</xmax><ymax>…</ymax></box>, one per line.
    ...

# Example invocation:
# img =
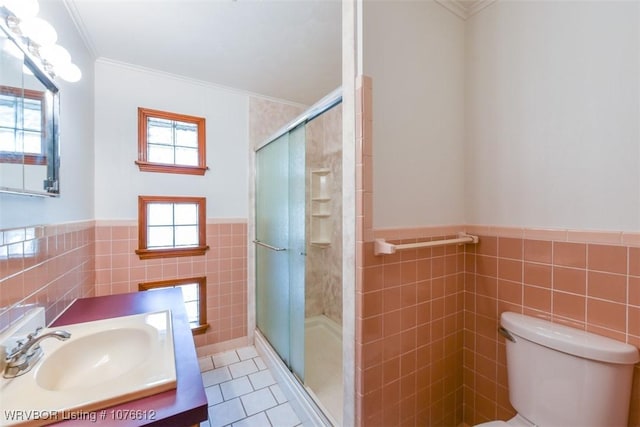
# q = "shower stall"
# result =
<box><xmin>254</xmin><ymin>90</ymin><xmax>343</xmax><ymax>425</ymax></box>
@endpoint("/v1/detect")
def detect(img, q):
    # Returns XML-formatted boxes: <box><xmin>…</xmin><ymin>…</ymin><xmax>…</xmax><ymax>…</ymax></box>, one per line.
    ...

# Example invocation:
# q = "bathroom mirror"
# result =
<box><xmin>0</xmin><ymin>22</ymin><xmax>60</xmax><ymax>196</ymax></box>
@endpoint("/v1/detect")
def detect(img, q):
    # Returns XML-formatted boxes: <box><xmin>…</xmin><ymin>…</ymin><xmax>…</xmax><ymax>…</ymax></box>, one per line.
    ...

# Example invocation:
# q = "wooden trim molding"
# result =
<box><xmin>134</xmin><ymin>160</ymin><xmax>207</xmax><ymax>176</ymax></box>
<box><xmin>137</xmin><ymin>107</ymin><xmax>207</xmax><ymax>175</ymax></box>
<box><xmin>139</xmin><ymin>277</ymin><xmax>209</xmax><ymax>335</ymax></box>
<box><xmin>0</xmin><ymin>153</ymin><xmax>47</xmax><ymax>165</ymax></box>
<box><xmin>135</xmin><ymin>195</ymin><xmax>209</xmax><ymax>259</ymax></box>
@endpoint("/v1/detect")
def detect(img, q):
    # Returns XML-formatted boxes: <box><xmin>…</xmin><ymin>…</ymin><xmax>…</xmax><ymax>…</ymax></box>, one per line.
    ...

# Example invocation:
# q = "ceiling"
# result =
<box><xmin>64</xmin><ymin>0</ymin><xmax>342</xmax><ymax>105</ymax></box>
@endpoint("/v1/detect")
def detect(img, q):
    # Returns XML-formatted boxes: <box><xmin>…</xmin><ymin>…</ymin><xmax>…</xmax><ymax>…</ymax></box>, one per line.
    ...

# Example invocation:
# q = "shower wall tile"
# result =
<box><xmin>0</xmin><ymin>221</ymin><xmax>95</xmax><ymax>333</ymax></box>
<box><xmin>248</xmin><ymin>97</ymin><xmax>304</xmax><ymax>149</ymax></box>
<box><xmin>94</xmin><ymin>220</ymin><xmax>247</xmax><ymax>349</ymax></box>
<box><xmin>305</xmin><ymin>104</ymin><xmax>343</xmax><ymax>325</ymax></box>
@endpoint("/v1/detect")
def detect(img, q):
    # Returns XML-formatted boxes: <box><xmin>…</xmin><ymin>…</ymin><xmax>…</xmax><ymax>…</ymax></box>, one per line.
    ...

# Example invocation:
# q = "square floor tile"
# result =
<box><xmin>208</xmin><ymin>398</ymin><xmax>246</xmax><ymax>427</ymax></box>
<box><xmin>240</xmin><ymin>388</ymin><xmax>278</xmax><ymax>416</ymax></box>
<box><xmin>213</xmin><ymin>350</ymin><xmax>241</xmax><ymax>368</ymax></box>
<box><xmin>253</xmin><ymin>356</ymin><xmax>267</xmax><ymax>371</ymax></box>
<box><xmin>266</xmin><ymin>403</ymin><xmax>301</xmax><ymax>427</ymax></box>
<box><xmin>199</xmin><ymin>356</ymin><xmax>214</xmax><ymax>372</ymax></box>
<box><xmin>205</xmin><ymin>385</ymin><xmax>223</xmax><ymax>406</ymax></box>
<box><xmin>220</xmin><ymin>376</ymin><xmax>254</xmax><ymax>401</ymax></box>
<box><xmin>236</xmin><ymin>346</ymin><xmax>259</xmax><ymax>360</ymax></box>
<box><xmin>229</xmin><ymin>359</ymin><xmax>259</xmax><ymax>378</ymax></box>
<box><xmin>202</xmin><ymin>366</ymin><xmax>232</xmax><ymax>387</ymax></box>
<box><xmin>248</xmin><ymin>369</ymin><xmax>276</xmax><ymax>390</ymax></box>
<box><xmin>231</xmin><ymin>411</ymin><xmax>271</xmax><ymax>427</ymax></box>
<box><xmin>269</xmin><ymin>384</ymin><xmax>287</xmax><ymax>404</ymax></box>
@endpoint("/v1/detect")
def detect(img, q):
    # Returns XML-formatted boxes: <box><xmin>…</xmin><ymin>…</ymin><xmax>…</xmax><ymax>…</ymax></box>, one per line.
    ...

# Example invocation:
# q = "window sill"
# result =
<box><xmin>135</xmin><ymin>161</ymin><xmax>208</xmax><ymax>176</ymax></box>
<box><xmin>191</xmin><ymin>323</ymin><xmax>210</xmax><ymax>335</ymax></box>
<box><xmin>135</xmin><ymin>245</ymin><xmax>210</xmax><ymax>260</ymax></box>
<box><xmin>0</xmin><ymin>153</ymin><xmax>48</xmax><ymax>165</ymax></box>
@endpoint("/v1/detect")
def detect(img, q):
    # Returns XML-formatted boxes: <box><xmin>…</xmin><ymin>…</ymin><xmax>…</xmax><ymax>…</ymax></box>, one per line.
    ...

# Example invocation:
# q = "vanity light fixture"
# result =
<box><xmin>1</xmin><ymin>0</ymin><xmax>82</xmax><ymax>82</ymax></box>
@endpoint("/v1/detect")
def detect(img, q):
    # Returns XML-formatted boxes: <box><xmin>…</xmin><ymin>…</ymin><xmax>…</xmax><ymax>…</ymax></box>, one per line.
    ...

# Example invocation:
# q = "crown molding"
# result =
<box><xmin>95</xmin><ymin>58</ymin><xmax>308</xmax><ymax>109</ymax></box>
<box><xmin>466</xmin><ymin>0</ymin><xmax>498</xmax><ymax>17</ymax></box>
<box><xmin>63</xmin><ymin>0</ymin><xmax>99</xmax><ymax>59</ymax></box>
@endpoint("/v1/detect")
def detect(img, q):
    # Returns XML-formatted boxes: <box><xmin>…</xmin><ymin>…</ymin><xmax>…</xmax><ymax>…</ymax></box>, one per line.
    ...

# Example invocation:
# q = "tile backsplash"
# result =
<box><xmin>0</xmin><ymin>221</ymin><xmax>95</xmax><ymax>333</ymax></box>
<box><xmin>0</xmin><ymin>220</ymin><xmax>247</xmax><ymax>353</ymax></box>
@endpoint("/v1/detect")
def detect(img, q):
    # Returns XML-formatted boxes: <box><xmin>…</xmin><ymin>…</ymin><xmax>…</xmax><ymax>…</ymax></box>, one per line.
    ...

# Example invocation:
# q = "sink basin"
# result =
<box><xmin>0</xmin><ymin>310</ymin><xmax>176</xmax><ymax>426</ymax></box>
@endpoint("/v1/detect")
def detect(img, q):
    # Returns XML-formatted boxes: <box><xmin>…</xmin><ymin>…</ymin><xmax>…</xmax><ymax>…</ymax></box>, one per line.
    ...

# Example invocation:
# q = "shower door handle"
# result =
<box><xmin>253</xmin><ymin>240</ymin><xmax>287</xmax><ymax>251</ymax></box>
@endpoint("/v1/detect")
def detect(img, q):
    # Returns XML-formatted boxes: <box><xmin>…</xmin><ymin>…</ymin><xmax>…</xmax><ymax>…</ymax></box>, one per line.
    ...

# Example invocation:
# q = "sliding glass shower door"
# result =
<box><xmin>255</xmin><ymin>125</ymin><xmax>306</xmax><ymax>380</ymax></box>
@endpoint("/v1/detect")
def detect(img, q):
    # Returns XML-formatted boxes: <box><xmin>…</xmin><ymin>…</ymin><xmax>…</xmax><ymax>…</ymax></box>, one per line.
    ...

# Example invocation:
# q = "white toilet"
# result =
<box><xmin>476</xmin><ymin>311</ymin><xmax>640</xmax><ymax>427</ymax></box>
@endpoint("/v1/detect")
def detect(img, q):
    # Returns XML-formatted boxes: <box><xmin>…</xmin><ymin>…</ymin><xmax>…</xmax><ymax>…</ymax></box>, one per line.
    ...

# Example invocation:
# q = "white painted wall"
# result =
<box><xmin>94</xmin><ymin>60</ymin><xmax>249</xmax><ymax>220</ymax></box>
<box><xmin>465</xmin><ymin>1</ymin><xmax>639</xmax><ymax>231</ymax></box>
<box><xmin>364</xmin><ymin>0</ymin><xmax>639</xmax><ymax>232</ymax></box>
<box><xmin>363</xmin><ymin>0</ymin><xmax>466</xmax><ymax>228</ymax></box>
<box><xmin>0</xmin><ymin>0</ymin><xmax>95</xmax><ymax>229</ymax></box>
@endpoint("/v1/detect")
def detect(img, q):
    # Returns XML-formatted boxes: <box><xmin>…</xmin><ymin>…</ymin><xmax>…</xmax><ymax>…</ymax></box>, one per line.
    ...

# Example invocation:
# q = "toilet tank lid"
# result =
<box><xmin>501</xmin><ymin>312</ymin><xmax>640</xmax><ymax>365</ymax></box>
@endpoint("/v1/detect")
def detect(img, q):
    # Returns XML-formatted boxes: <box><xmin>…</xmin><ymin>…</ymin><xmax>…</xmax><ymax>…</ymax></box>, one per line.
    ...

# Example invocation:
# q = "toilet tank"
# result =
<box><xmin>500</xmin><ymin>312</ymin><xmax>639</xmax><ymax>427</ymax></box>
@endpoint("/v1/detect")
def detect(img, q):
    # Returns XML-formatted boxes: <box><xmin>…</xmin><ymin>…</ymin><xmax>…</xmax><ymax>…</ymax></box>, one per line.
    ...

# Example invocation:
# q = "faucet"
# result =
<box><xmin>3</xmin><ymin>327</ymin><xmax>71</xmax><ymax>379</ymax></box>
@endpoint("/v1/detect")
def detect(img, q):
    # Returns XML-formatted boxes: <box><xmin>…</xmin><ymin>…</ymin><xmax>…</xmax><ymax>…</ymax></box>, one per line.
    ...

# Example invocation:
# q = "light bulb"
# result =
<box><xmin>19</xmin><ymin>17</ymin><xmax>58</xmax><ymax>47</ymax></box>
<box><xmin>4</xmin><ymin>0</ymin><xmax>39</xmax><ymax>20</ymax></box>
<box><xmin>39</xmin><ymin>44</ymin><xmax>71</xmax><ymax>68</ymax></box>
<box><xmin>57</xmin><ymin>62</ymin><xmax>82</xmax><ymax>82</ymax></box>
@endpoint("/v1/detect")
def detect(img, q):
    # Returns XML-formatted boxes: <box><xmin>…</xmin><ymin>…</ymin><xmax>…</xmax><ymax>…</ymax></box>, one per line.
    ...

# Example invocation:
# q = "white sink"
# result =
<box><xmin>0</xmin><ymin>310</ymin><xmax>176</xmax><ymax>426</ymax></box>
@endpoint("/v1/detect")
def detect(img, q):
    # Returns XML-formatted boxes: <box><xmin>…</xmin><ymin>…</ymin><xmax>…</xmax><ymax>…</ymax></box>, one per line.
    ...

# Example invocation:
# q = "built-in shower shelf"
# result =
<box><xmin>310</xmin><ymin>169</ymin><xmax>332</xmax><ymax>248</ymax></box>
<box><xmin>310</xmin><ymin>241</ymin><xmax>331</xmax><ymax>248</ymax></box>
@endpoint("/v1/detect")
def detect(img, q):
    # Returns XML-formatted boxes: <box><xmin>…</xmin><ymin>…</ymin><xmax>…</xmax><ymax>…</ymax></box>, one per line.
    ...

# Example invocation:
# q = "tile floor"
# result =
<box><xmin>198</xmin><ymin>346</ymin><xmax>305</xmax><ymax>427</ymax></box>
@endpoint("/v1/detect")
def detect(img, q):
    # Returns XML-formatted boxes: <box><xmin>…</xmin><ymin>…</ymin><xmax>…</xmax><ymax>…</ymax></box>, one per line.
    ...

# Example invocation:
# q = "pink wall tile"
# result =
<box><xmin>523</xmin><ymin>262</ymin><xmax>552</xmax><ymax>288</ymax></box>
<box><xmin>587</xmin><ymin>271</ymin><xmax>627</xmax><ymax>303</ymax></box>
<box><xmin>553</xmin><ymin>242</ymin><xmax>586</xmax><ymax>268</ymax></box>
<box><xmin>588</xmin><ymin>244</ymin><xmax>627</xmax><ymax>274</ymax></box>
<box><xmin>523</xmin><ymin>239</ymin><xmax>552</xmax><ymax>263</ymax></box>
<box><xmin>0</xmin><ymin>222</ymin><xmax>95</xmax><ymax>331</ymax></box>
<box><xmin>94</xmin><ymin>220</ymin><xmax>247</xmax><ymax>348</ymax></box>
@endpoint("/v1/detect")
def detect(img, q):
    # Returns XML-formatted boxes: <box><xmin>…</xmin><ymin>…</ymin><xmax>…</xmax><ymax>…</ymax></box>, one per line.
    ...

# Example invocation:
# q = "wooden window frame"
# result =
<box><xmin>138</xmin><ymin>277</ymin><xmax>209</xmax><ymax>335</ymax></box>
<box><xmin>135</xmin><ymin>195</ymin><xmax>209</xmax><ymax>259</ymax></box>
<box><xmin>135</xmin><ymin>107</ymin><xmax>207</xmax><ymax>175</ymax></box>
<box><xmin>0</xmin><ymin>85</ymin><xmax>47</xmax><ymax>166</ymax></box>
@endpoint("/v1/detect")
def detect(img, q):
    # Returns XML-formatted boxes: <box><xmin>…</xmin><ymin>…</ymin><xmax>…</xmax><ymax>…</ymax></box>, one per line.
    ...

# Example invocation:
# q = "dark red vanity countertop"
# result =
<box><xmin>49</xmin><ymin>289</ymin><xmax>208</xmax><ymax>426</ymax></box>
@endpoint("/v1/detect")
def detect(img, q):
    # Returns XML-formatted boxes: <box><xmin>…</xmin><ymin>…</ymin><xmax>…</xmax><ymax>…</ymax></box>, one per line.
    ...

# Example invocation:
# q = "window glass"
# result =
<box><xmin>147</xmin><ymin>226</ymin><xmax>174</xmax><ymax>248</ymax></box>
<box><xmin>175</xmin><ymin>147</ymin><xmax>198</xmax><ymax>166</ymax></box>
<box><xmin>175</xmin><ymin>225</ymin><xmax>198</xmax><ymax>247</ymax></box>
<box><xmin>140</xmin><ymin>278</ymin><xmax>207</xmax><ymax>334</ymax></box>
<box><xmin>147</xmin><ymin>203</ymin><xmax>174</xmax><ymax>226</ymax></box>
<box><xmin>0</xmin><ymin>91</ymin><xmax>43</xmax><ymax>155</ymax></box>
<box><xmin>174</xmin><ymin>203</ymin><xmax>197</xmax><ymax>225</ymax></box>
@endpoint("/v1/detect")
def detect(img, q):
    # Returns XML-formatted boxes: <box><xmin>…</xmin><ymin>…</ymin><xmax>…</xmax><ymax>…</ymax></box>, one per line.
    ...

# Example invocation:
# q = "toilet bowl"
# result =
<box><xmin>474</xmin><ymin>312</ymin><xmax>640</xmax><ymax>427</ymax></box>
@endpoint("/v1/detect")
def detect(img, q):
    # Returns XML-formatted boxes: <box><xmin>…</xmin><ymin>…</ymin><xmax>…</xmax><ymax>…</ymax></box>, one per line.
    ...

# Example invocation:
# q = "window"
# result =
<box><xmin>139</xmin><ymin>277</ymin><xmax>209</xmax><ymax>334</ymax></box>
<box><xmin>136</xmin><ymin>195</ymin><xmax>209</xmax><ymax>259</ymax></box>
<box><xmin>0</xmin><ymin>86</ymin><xmax>46</xmax><ymax>165</ymax></box>
<box><xmin>136</xmin><ymin>107</ymin><xmax>207</xmax><ymax>175</ymax></box>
